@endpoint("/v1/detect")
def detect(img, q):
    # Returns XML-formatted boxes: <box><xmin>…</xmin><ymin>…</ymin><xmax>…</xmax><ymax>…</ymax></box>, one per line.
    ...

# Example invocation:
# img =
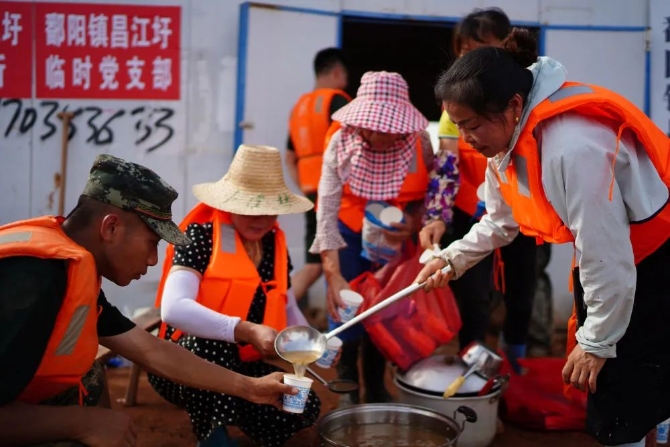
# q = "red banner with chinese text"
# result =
<box><xmin>35</xmin><ymin>2</ymin><xmax>180</xmax><ymax>100</ymax></box>
<box><xmin>0</xmin><ymin>1</ymin><xmax>33</xmax><ymax>98</ymax></box>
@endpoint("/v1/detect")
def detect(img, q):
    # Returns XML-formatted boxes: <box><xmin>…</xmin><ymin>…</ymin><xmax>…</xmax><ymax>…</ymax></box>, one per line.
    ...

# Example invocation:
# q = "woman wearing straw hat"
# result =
<box><xmin>310</xmin><ymin>71</ymin><xmax>434</xmax><ymax>405</ymax></box>
<box><xmin>148</xmin><ymin>145</ymin><xmax>322</xmax><ymax>447</ymax></box>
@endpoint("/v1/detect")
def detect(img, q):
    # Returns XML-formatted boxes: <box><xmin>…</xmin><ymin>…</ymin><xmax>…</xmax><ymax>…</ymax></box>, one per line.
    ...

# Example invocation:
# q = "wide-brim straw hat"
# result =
<box><xmin>332</xmin><ymin>71</ymin><xmax>428</xmax><ymax>134</ymax></box>
<box><xmin>192</xmin><ymin>145</ymin><xmax>313</xmax><ymax>216</ymax></box>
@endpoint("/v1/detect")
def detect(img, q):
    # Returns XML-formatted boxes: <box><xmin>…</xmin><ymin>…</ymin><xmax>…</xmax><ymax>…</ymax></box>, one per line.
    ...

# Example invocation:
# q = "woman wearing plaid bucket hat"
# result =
<box><xmin>149</xmin><ymin>145</ymin><xmax>334</xmax><ymax>447</ymax></box>
<box><xmin>309</xmin><ymin>71</ymin><xmax>436</xmax><ymax>405</ymax></box>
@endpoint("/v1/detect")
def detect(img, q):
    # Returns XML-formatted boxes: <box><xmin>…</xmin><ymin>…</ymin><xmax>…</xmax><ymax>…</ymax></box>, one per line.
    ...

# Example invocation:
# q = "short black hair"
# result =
<box><xmin>313</xmin><ymin>47</ymin><xmax>347</xmax><ymax>76</ymax></box>
<box><xmin>65</xmin><ymin>195</ymin><xmax>125</xmax><ymax>230</ymax></box>
<box><xmin>453</xmin><ymin>8</ymin><xmax>511</xmax><ymax>56</ymax></box>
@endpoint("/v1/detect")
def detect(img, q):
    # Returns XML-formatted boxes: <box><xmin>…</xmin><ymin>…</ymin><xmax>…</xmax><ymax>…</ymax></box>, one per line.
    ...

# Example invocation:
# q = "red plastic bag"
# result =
<box><xmin>500</xmin><ymin>357</ymin><xmax>587</xmax><ymax>431</ymax></box>
<box><xmin>350</xmin><ymin>243</ymin><xmax>461</xmax><ymax>371</ymax></box>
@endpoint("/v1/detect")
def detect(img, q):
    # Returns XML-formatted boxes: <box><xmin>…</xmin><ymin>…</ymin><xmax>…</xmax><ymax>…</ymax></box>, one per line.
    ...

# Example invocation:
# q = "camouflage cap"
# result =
<box><xmin>82</xmin><ymin>154</ymin><xmax>191</xmax><ymax>246</ymax></box>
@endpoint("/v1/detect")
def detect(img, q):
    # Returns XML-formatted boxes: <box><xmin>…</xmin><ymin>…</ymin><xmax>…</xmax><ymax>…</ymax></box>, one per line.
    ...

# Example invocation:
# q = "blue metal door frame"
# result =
<box><xmin>236</xmin><ymin>2</ymin><xmax>651</xmax><ymax>151</ymax></box>
<box><xmin>235</xmin><ymin>3</ymin><xmax>339</xmax><ymax>151</ymax></box>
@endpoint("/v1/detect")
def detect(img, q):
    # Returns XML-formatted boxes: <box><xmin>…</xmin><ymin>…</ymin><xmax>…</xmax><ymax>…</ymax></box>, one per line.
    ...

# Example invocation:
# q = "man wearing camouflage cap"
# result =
<box><xmin>0</xmin><ymin>155</ymin><xmax>297</xmax><ymax>446</ymax></box>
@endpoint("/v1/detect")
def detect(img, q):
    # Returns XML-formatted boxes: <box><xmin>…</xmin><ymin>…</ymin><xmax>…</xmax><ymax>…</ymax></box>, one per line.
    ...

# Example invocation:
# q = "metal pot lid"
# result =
<box><xmin>395</xmin><ymin>355</ymin><xmax>488</xmax><ymax>395</ymax></box>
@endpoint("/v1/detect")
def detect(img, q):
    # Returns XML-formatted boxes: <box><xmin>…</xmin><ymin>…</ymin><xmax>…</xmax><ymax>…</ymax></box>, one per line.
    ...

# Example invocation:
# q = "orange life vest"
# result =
<box><xmin>454</xmin><ymin>138</ymin><xmax>488</xmax><ymax>217</ymax></box>
<box><xmin>496</xmin><ymin>81</ymin><xmax>670</xmax><ymax>261</ymax></box>
<box><xmin>493</xmin><ymin>82</ymin><xmax>670</xmax><ymax>398</ymax></box>
<box><xmin>289</xmin><ymin>88</ymin><xmax>351</xmax><ymax>194</ymax></box>
<box><xmin>0</xmin><ymin>216</ymin><xmax>100</xmax><ymax>404</ymax></box>
<box><xmin>336</xmin><ymin>137</ymin><xmax>429</xmax><ymax>233</ymax></box>
<box><xmin>155</xmin><ymin>204</ymin><xmax>288</xmax><ymax>362</ymax></box>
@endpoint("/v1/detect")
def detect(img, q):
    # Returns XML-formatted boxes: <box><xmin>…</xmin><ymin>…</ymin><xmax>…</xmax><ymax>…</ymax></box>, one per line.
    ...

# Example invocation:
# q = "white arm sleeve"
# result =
<box><xmin>160</xmin><ymin>269</ymin><xmax>241</xmax><ymax>343</ymax></box>
<box><xmin>285</xmin><ymin>287</ymin><xmax>309</xmax><ymax>327</ymax></box>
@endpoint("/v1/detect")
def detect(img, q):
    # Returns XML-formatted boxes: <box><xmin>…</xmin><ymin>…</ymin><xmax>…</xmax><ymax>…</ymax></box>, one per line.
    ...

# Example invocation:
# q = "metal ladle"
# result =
<box><xmin>306</xmin><ymin>367</ymin><xmax>359</xmax><ymax>394</ymax></box>
<box><xmin>275</xmin><ymin>264</ymin><xmax>453</xmax><ymax>361</ymax></box>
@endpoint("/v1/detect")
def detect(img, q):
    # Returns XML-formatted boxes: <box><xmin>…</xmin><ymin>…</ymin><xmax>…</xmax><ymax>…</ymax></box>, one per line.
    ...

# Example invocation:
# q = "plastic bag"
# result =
<box><xmin>500</xmin><ymin>357</ymin><xmax>587</xmax><ymax>431</ymax></box>
<box><xmin>350</xmin><ymin>243</ymin><xmax>462</xmax><ymax>371</ymax></box>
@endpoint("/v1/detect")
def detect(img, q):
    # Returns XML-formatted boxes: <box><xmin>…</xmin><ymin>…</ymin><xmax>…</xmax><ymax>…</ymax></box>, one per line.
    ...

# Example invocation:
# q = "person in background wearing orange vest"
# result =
<box><xmin>285</xmin><ymin>47</ymin><xmax>351</xmax><ymax>307</ymax></box>
<box><xmin>417</xmin><ymin>28</ymin><xmax>670</xmax><ymax>447</ymax></box>
<box><xmin>0</xmin><ymin>155</ymin><xmax>297</xmax><ymax>447</ymax></box>
<box><xmin>310</xmin><ymin>71</ymin><xmax>434</xmax><ymax>406</ymax></box>
<box><xmin>149</xmin><ymin>145</ymin><xmax>331</xmax><ymax>447</ymax></box>
<box><xmin>420</xmin><ymin>8</ymin><xmax>539</xmax><ymax>374</ymax></box>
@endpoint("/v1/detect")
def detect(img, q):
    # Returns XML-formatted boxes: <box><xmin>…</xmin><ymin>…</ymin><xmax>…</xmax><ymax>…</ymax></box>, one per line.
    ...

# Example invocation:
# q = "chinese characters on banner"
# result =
<box><xmin>0</xmin><ymin>2</ymin><xmax>33</xmax><ymax>98</ymax></box>
<box><xmin>35</xmin><ymin>2</ymin><xmax>180</xmax><ymax>100</ymax></box>
<box><xmin>650</xmin><ymin>0</ymin><xmax>670</xmax><ymax>135</ymax></box>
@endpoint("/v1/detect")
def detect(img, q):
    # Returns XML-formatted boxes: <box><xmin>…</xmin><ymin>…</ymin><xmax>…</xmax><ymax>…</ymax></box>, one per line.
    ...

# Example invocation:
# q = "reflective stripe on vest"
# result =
<box><xmin>55</xmin><ymin>306</ymin><xmax>91</xmax><ymax>356</ymax></box>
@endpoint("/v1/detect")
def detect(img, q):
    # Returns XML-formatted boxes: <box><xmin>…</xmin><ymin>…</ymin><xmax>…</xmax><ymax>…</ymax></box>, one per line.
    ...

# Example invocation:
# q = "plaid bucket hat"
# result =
<box><xmin>332</xmin><ymin>71</ymin><xmax>428</xmax><ymax>134</ymax></box>
<box><xmin>81</xmin><ymin>154</ymin><xmax>191</xmax><ymax>246</ymax></box>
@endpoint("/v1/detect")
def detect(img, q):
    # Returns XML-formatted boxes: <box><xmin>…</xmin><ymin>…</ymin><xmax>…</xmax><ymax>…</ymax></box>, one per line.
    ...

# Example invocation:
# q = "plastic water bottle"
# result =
<box><xmin>473</xmin><ymin>201</ymin><xmax>486</xmax><ymax>220</ymax></box>
<box><xmin>658</xmin><ymin>417</ymin><xmax>670</xmax><ymax>444</ymax></box>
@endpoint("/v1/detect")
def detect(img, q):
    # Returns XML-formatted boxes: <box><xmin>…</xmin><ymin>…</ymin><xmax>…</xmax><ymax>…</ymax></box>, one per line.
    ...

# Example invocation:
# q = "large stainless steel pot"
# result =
<box><xmin>317</xmin><ymin>403</ymin><xmax>477</xmax><ymax>447</ymax></box>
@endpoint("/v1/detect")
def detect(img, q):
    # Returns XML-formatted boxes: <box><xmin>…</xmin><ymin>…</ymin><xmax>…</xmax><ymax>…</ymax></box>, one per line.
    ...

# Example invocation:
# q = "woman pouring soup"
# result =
<box><xmin>417</xmin><ymin>28</ymin><xmax>670</xmax><ymax>447</ymax></box>
<box><xmin>149</xmin><ymin>145</ymin><xmax>333</xmax><ymax>447</ymax></box>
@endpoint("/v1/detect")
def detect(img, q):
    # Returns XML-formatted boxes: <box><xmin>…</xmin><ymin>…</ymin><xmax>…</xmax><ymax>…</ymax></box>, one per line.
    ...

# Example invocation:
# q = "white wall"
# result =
<box><xmin>0</xmin><ymin>0</ymin><xmax>651</xmax><ymax>323</ymax></box>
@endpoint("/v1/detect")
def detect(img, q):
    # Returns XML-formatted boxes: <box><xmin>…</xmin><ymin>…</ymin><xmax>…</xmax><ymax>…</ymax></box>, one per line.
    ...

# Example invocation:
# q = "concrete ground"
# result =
<box><xmin>105</xmin><ymin>313</ymin><xmax>603</xmax><ymax>447</ymax></box>
<box><xmin>105</xmin><ymin>364</ymin><xmax>598</xmax><ymax>447</ymax></box>
<box><xmin>104</xmin><ymin>303</ymin><xmax>655</xmax><ymax>446</ymax></box>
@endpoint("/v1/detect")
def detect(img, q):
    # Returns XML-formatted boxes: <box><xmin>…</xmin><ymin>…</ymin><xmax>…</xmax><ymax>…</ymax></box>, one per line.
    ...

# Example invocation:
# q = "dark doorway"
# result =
<box><xmin>341</xmin><ymin>17</ymin><xmax>456</xmax><ymax>122</ymax></box>
<box><xmin>341</xmin><ymin>16</ymin><xmax>541</xmax><ymax>122</ymax></box>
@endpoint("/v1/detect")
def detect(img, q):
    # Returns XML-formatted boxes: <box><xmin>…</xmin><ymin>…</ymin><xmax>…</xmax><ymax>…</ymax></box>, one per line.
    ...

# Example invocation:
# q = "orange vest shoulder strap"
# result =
<box><xmin>527</xmin><ymin>81</ymin><xmax>670</xmax><ymax>186</ymax></box>
<box><xmin>155</xmin><ymin>203</ymin><xmax>216</xmax><ymax>307</ymax></box>
<box><xmin>0</xmin><ymin>216</ymin><xmax>90</xmax><ymax>261</ymax></box>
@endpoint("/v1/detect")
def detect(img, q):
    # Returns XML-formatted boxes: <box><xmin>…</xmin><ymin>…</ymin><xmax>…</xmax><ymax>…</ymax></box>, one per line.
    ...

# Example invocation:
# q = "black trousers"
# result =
<box><xmin>574</xmin><ymin>238</ymin><xmax>670</xmax><ymax>445</ymax></box>
<box><xmin>443</xmin><ymin>208</ymin><xmax>537</xmax><ymax>349</ymax></box>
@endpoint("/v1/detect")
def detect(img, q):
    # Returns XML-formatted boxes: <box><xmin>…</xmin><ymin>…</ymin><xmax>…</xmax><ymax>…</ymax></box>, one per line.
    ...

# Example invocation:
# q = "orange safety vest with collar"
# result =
<box><xmin>155</xmin><ymin>203</ymin><xmax>288</xmax><ymax>362</ymax></box>
<box><xmin>289</xmin><ymin>88</ymin><xmax>352</xmax><ymax>194</ymax></box>
<box><xmin>336</xmin><ymin>135</ymin><xmax>429</xmax><ymax>233</ymax></box>
<box><xmin>493</xmin><ymin>81</ymin><xmax>670</xmax><ymax>398</ymax></box>
<box><xmin>0</xmin><ymin>216</ymin><xmax>100</xmax><ymax>404</ymax></box>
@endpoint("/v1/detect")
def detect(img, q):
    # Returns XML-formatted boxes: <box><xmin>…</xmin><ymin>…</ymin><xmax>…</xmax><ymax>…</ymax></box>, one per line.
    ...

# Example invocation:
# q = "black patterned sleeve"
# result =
<box><xmin>172</xmin><ymin>222</ymin><xmax>214</xmax><ymax>275</ymax></box>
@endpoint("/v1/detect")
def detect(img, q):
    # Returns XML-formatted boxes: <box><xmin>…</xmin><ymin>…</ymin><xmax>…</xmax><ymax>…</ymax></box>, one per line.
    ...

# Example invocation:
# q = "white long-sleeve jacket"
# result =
<box><xmin>440</xmin><ymin>57</ymin><xmax>668</xmax><ymax>359</ymax></box>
